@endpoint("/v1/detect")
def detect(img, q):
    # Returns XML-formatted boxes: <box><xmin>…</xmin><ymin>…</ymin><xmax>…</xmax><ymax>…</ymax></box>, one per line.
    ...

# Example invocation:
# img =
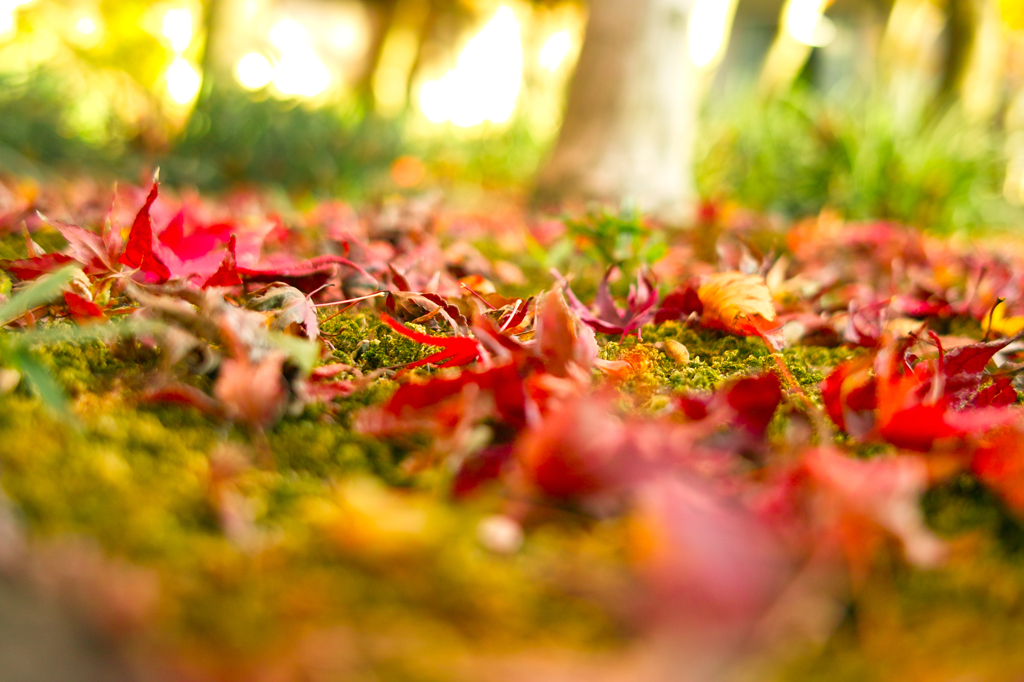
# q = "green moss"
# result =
<box><xmin>267</xmin><ymin>418</ymin><xmax>380</xmax><ymax>479</ymax></box>
<box><xmin>599</xmin><ymin>323</ymin><xmax>858</xmax><ymax>395</ymax></box>
<box><xmin>0</xmin><ymin>228</ymin><xmax>68</xmax><ymax>262</ymax></box>
<box><xmin>0</xmin><ymin>391</ymin><xmax>622</xmax><ymax>664</ymax></box>
<box><xmin>321</xmin><ymin>312</ymin><xmax>435</xmax><ymax>371</ymax></box>
<box><xmin>30</xmin><ymin>337</ymin><xmax>159</xmax><ymax>394</ymax></box>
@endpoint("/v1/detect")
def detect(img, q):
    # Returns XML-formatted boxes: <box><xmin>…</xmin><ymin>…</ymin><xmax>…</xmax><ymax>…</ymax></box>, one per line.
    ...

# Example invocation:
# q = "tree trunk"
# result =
<box><xmin>534</xmin><ymin>0</ymin><xmax>699</xmax><ymax>223</ymax></box>
<box><xmin>356</xmin><ymin>0</ymin><xmax>401</xmax><ymax>109</ymax></box>
<box><xmin>933</xmin><ymin>0</ymin><xmax>980</xmax><ymax>113</ymax></box>
<box><xmin>958</xmin><ymin>0</ymin><xmax>1005</xmax><ymax>122</ymax></box>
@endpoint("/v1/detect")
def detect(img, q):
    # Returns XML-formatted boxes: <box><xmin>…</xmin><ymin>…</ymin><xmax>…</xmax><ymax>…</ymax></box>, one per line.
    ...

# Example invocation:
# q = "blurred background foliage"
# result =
<box><xmin>161</xmin><ymin>87</ymin><xmax>403</xmax><ymax>196</ymax></box>
<box><xmin>695</xmin><ymin>89</ymin><xmax>1013</xmax><ymax>233</ymax></box>
<box><xmin>3</xmin><ymin>0</ymin><xmax>1024</xmax><ymax>231</ymax></box>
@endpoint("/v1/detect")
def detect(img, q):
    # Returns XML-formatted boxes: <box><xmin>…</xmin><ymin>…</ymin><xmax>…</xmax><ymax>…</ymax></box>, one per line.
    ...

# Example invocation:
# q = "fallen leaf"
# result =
<box><xmin>973</xmin><ymin>427</ymin><xmax>1024</xmax><ymax>513</ymax></box>
<box><xmin>821</xmin><ymin>338</ymin><xmax>1020</xmax><ymax>451</ymax></box>
<box><xmin>698</xmin><ymin>272</ymin><xmax>783</xmax><ymax>350</ymax></box>
<box><xmin>379</xmin><ymin>313</ymin><xmax>482</xmax><ymax>370</ymax></box>
<box><xmin>802</xmin><ymin>447</ymin><xmax>946</xmax><ymax>573</ymax></box>
<box><xmin>561</xmin><ymin>268</ymin><xmax>659</xmax><ymax>338</ymax></box>
<box><xmin>249</xmin><ymin>284</ymin><xmax>319</xmax><ymax>341</ymax></box>
<box><xmin>214</xmin><ymin>351</ymin><xmax>289</xmax><ymax>428</ymax></box>
<box><xmin>63</xmin><ymin>291</ymin><xmax>106</xmax><ymax>322</ymax></box>
<box><xmin>117</xmin><ymin>176</ymin><xmax>171</xmax><ymax>284</ymax></box>
<box><xmin>1</xmin><ymin>253</ymin><xmax>76</xmax><ymax>280</ymax></box>
<box><xmin>238</xmin><ymin>254</ymin><xmax>375</xmax><ymax>293</ymax></box>
<box><xmin>203</xmin><ymin>234</ymin><xmax>243</xmax><ymax>288</ymax></box>
<box><xmin>533</xmin><ymin>289</ymin><xmax>598</xmax><ymax>377</ymax></box>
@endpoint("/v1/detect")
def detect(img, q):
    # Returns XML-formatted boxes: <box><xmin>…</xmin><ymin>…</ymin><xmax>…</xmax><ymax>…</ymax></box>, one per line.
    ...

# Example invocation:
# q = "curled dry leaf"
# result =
<box><xmin>249</xmin><ymin>284</ymin><xmax>320</xmax><ymax>341</ymax></box>
<box><xmin>698</xmin><ymin>272</ymin><xmax>783</xmax><ymax>350</ymax></box>
<box><xmin>385</xmin><ymin>290</ymin><xmax>469</xmax><ymax>335</ymax></box>
<box><xmin>663</xmin><ymin>339</ymin><xmax>689</xmax><ymax>365</ymax></box>
<box><xmin>533</xmin><ymin>289</ymin><xmax>598</xmax><ymax>378</ymax></box>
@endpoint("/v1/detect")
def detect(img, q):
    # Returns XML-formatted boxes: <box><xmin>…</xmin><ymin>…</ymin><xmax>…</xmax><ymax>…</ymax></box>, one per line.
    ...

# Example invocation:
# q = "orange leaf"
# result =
<box><xmin>697</xmin><ymin>272</ymin><xmax>782</xmax><ymax>349</ymax></box>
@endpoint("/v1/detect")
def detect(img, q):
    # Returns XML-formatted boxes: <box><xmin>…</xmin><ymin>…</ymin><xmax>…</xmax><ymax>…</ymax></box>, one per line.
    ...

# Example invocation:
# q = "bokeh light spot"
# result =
<box><xmin>236</xmin><ymin>52</ymin><xmax>273</xmax><ymax>90</ymax></box>
<box><xmin>166</xmin><ymin>55</ymin><xmax>201</xmax><ymax>104</ymax></box>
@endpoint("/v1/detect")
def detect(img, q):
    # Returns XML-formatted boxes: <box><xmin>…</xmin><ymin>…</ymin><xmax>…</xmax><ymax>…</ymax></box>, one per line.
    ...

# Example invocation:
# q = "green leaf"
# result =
<box><xmin>266</xmin><ymin>331</ymin><xmax>319</xmax><ymax>375</ymax></box>
<box><xmin>643</xmin><ymin>242</ymin><xmax>668</xmax><ymax>264</ymax></box>
<box><xmin>8</xmin><ymin>345</ymin><xmax>69</xmax><ymax>416</ymax></box>
<box><xmin>0</xmin><ymin>265</ymin><xmax>80</xmax><ymax>327</ymax></box>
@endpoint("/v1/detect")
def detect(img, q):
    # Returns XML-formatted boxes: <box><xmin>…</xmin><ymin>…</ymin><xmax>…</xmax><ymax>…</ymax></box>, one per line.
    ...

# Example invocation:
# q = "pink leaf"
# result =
<box><xmin>561</xmin><ymin>268</ymin><xmax>659</xmax><ymax>338</ymax></box>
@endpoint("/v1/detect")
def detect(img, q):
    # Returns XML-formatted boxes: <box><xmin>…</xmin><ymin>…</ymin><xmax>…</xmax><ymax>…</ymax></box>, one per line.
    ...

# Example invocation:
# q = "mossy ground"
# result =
<box><xmin>3</xmin><ymin>304</ymin><xmax>1024</xmax><ymax>679</ymax></box>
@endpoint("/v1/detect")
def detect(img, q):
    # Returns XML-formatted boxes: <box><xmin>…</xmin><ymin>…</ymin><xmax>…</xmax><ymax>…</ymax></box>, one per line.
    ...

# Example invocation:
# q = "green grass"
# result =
<box><xmin>696</xmin><ymin>89</ymin><xmax>1022</xmax><ymax>232</ymax></box>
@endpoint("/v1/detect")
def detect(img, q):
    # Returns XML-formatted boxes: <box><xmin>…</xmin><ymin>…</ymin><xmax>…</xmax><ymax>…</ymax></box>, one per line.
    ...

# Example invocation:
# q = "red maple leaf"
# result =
<box><xmin>632</xmin><ymin>477</ymin><xmax>791</xmax><ymax>625</ymax></box>
<box><xmin>452</xmin><ymin>444</ymin><xmax>515</xmax><ymax>499</ymax></box>
<box><xmin>801</xmin><ymin>447</ymin><xmax>946</xmax><ymax>573</ymax></box>
<box><xmin>51</xmin><ymin>218</ymin><xmax>116</xmax><ymax>274</ymax></box>
<box><xmin>821</xmin><ymin>335</ymin><xmax>1020</xmax><ymax>451</ymax></box>
<box><xmin>63</xmin><ymin>292</ymin><xmax>106</xmax><ymax>321</ymax></box>
<box><xmin>203</xmin><ymin>235</ymin><xmax>243</xmax><ymax>288</ymax></box>
<box><xmin>677</xmin><ymin>372</ymin><xmax>783</xmax><ymax>442</ymax></box>
<box><xmin>117</xmin><ymin>177</ymin><xmax>171</xmax><ymax>284</ymax></box>
<box><xmin>940</xmin><ymin>335</ymin><xmax>1022</xmax><ymax>408</ymax></box>
<box><xmin>379</xmin><ymin>313</ymin><xmax>482</xmax><ymax>370</ymax></box>
<box><xmin>383</xmin><ymin>361</ymin><xmax>526</xmax><ymax>428</ymax></box>
<box><xmin>973</xmin><ymin>427</ymin><xmax>1024</xmax><ymax>514</ymax></box>
<box><xmin>1</xmin><ymin>253</ymin><xmax>75</xmax><ymax>280</ymax></box>
<box><xmin>158</xmin><ymin>209</ymin><xmax>233</xmax><ymax>261</ymax></box>
<box><xmin>972</xmin><ymin>377</ymin><xmax>1018</xmax><ymax>408</ymax></box>
<box><xmin>654</xmin><ymin>280</ymin><xmax>703</xmax><ymax>324</ymax></box>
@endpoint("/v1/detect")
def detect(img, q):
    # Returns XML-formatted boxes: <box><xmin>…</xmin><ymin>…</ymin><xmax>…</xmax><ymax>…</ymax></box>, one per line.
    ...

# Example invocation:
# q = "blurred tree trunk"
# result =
<box><xmin>957</xmin><ymin>0</ymin><xmax>1006</xmax><ymax>122</ymax></box>
<box><xmin>356</xmin><ymin>0</ymin><xmax>401</xmax><ymax>108</ymax></box>
<box><xmin>534</xmin><ymin>0</ymin><xmax>699</xmax><ymax>223</ymax></box>
<box><xmin>934</xmin><ymin>0</ymin><xmax>979</xmax><ymax>109</ymax></box>
<box><xmin>404</xmin><ymin>1</ymin><xmax>444</xmax><ymax>106</ymax></box>
<box><xmin>879</xmin><ymin>0</ymin><xmax>945</xmax><ymax>122</ymax></box>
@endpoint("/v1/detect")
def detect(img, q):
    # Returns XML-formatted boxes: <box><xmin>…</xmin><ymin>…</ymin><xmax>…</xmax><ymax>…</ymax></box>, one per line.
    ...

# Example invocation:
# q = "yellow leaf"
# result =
<box><xmin>698</xmin><ymin>272</ymin><xmax>782</xmax><ymax>349</ymax></box>
<box><xmin>990</xmin><ymin>304</ymin><xmax>1024</xmax><ymax>337</ymax></box>
<box><xmin>699</xmin><ymin>271</ymin><xmax>775</xmax><ymax>324</ymax></box>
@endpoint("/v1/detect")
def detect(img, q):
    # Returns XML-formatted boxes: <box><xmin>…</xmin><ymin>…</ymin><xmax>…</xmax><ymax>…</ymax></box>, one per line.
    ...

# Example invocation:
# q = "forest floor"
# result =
<box><xmin>3</xmin><ymin>175</ymin><xmax>1024</xmax><ymax>681</ymax></box>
